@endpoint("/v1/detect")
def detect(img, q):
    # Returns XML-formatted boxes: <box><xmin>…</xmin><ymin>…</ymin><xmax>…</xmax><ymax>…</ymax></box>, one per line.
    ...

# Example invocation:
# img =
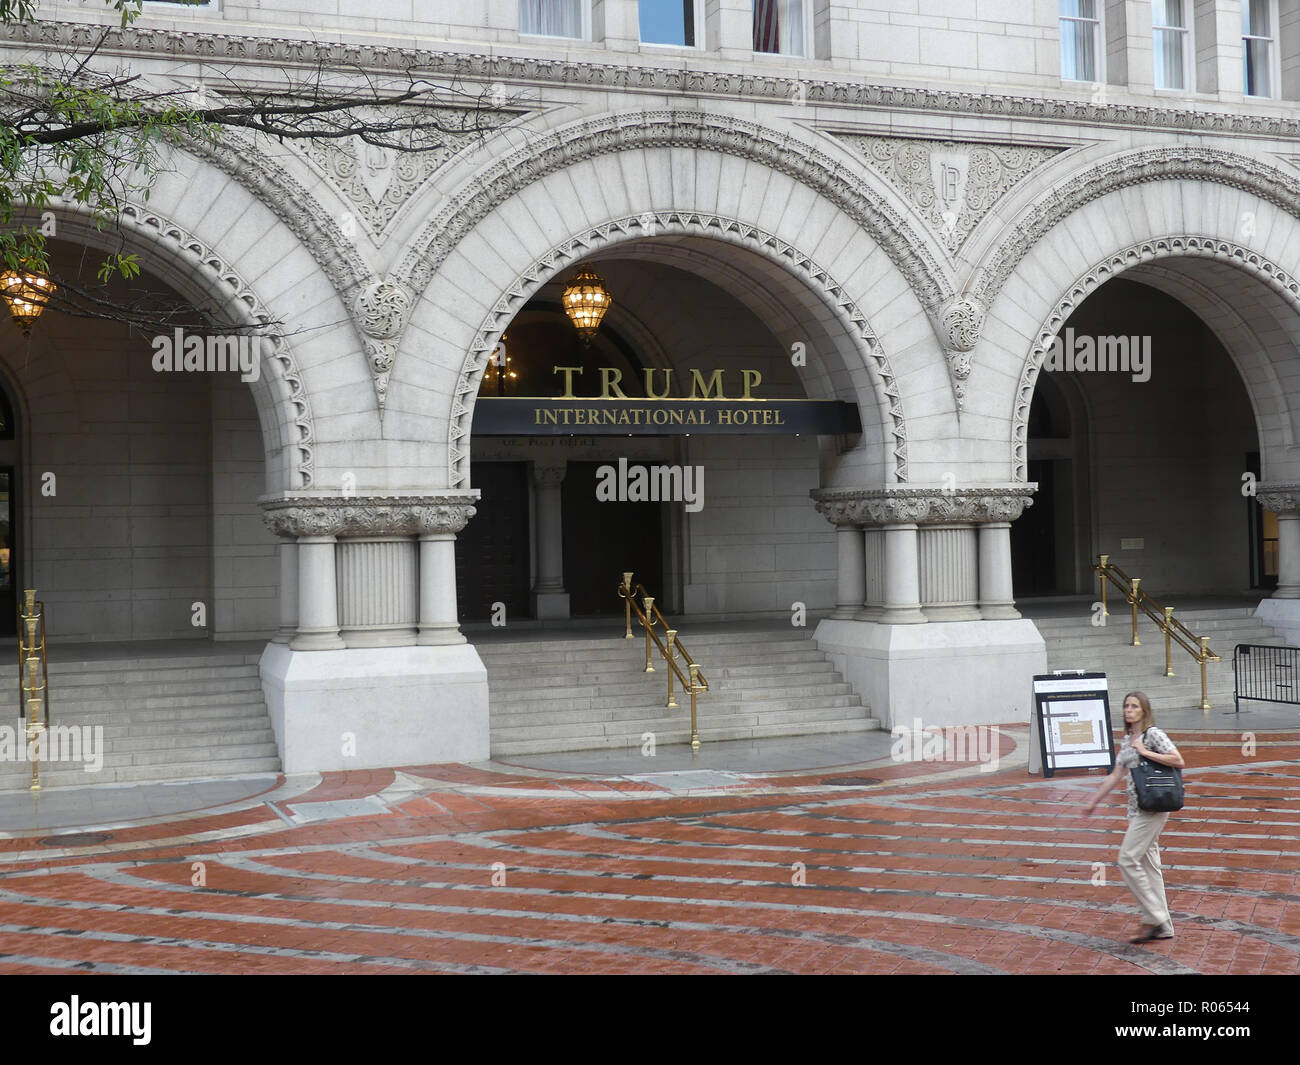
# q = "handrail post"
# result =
<box><xmin>622</xmin><ymin>571</ymin><xmax>634</xmax><ymax>638</ymax></box>
<box><xmin>1098</xmin><ymin>553</ymin><xmax>1109</xmax><ymax>617</ymax></box>
<box><xmin>1129</xmin><ymin>577</ymin><xmax>1141</xmax><ymax>646</ymax></box>
<box><xmin>665</xmin><ymin>629</ymin><xmax>678</xmax><ymax>708</ymax></box>
<box><xmin>1199</xmin><ymin>636</ymin><xmax>1212</xmax><ymax>712</ymax></box>
<box><xmin>688</xmin><ymin>663</ymin><xmax>702</xmax><ymax>753</ymax></box>
<box><xmin>1163</xmin><ymin>606</ymin><xmax>1175</xmax><ymax>677</ymax></box>
<box><xmin>642</xmin><ymin>596</ymin><xmax>655</xmax><ymax>672</ymax></box>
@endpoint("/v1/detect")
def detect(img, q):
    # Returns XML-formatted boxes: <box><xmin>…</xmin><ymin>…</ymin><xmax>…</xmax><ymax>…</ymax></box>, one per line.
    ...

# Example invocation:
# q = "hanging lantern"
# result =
<box><xmin>484</xmin><ymin>332</ymin><xmax>518</xmax><ymax>395</ymax></box>
<box><xmin>0</xmin><ymin>270</ymin><xmax>56</xmax><ymax>335</ymax></box>
<box><xmin>562</xmin><ymin>268</ymin><xmax>612</xmax><ymax>343</ymax></box>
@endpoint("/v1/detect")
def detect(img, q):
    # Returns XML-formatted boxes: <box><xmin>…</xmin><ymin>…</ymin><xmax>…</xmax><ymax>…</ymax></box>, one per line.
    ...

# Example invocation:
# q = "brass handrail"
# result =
<box><xmin>617</xmin><ymin>572</ymin><xmax>709</xmax><ymax>751</ymax></box>
<box><xmin>1093</xmin><ymin>554</ymin><xmax>1221</xmax><ymax>711</ymax></box>
<box><xmin>17</xmin><ymin>588</ymin><xmax>49</xmax><ymax>792</ymax></box>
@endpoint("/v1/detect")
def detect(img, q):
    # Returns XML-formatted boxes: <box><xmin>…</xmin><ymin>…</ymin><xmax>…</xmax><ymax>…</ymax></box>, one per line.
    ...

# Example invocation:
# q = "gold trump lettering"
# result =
<box><xmin>552</xmin><ymin>366</ymin><xmax>763</xmax><ymax>400</ymax></box>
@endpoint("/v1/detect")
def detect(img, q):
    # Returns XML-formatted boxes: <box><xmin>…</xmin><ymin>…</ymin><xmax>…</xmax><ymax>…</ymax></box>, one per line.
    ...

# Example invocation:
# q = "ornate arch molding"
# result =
<box><xmin>398</xmin><ymin>109</ymin><xmax>952</xmax><ymax>310</ymax></box>
<box><xmin>444</xmin><ymin>211</ymin><xmax>908</xmax><ymax>489</ymax></box>
<box><xmin>110</xmin><ymin>202</ymin><xmax>318</xmax><ymax>489</ymax></box>
<box><xmin>1012</xmin><ymin>236</ymin><xmax>1300</xmax><ymax>481</ymax></box>
<box><xmin>973</xmin><ymin>147</ymin><xmax>1300</xmax><ymax>310</ymax></box>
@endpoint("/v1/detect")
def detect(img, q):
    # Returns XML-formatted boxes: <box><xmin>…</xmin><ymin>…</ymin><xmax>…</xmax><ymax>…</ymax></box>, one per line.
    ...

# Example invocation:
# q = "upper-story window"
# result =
<box><xmin>1243</xmin><ymin>0</ymin><xmax>1277</xmax><ymax>97</ymax></box>
<box><xmin>1153</xmin><ymin>1</ymin><xmax>1190</xmax><ymax>90</ymax></box>
<box><xmin>641</xmin><ymin>0</ymin><xmax>700</xmax><ymax>47</ymax></box>
<box><xmin>753</xmin><ymin>0</ymin><xmax>805</xmax><ymax>58</ymax></box>
<box><xmin>1058</xmin><ymin>1</ymin><xmax>1100</xmax><ymax>82</ymax></box>
<box><xmin>520</xmin><ymin>0</ymin><xmax>585</xmax><ymax>39</ymax></box>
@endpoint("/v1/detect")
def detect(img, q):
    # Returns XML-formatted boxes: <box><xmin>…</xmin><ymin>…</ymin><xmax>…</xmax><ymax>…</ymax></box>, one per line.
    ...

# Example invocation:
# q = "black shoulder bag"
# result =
<box><xmin>1130</xmin><ymin>729</ymin><xmax>1184</xmax><ymax>812</ymax></box>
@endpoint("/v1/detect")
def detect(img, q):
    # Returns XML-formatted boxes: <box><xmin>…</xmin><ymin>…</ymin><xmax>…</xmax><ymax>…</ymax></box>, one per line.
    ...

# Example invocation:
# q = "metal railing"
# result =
<box><xmin>1233</xmin><ymin>643</ymin><xmax>1300</xmax><ymax>714</ymax></box>
<box><xmin>617</xmin><ymin>571</ymin><xmax>708</xmax><ymax>751</ymax></box>
<box><xmin>17</xmin><ymin>588</ymin><xmax>49</xmax><ymax>791</ymax></box>
<box><xmin>1093</xmin><ymin>554</ymin><xmax>1220</xmax><ymax>710</ymax></box>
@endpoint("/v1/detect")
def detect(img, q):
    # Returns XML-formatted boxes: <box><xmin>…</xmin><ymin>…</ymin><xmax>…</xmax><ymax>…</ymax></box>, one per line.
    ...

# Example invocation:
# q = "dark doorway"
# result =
<box><xmin>562</xmin><ymin>461</ymin><xmax>664</xmax><ymax>616</ymax></box>
<box><xmin>455</xmin><ymin>462</ymin><xmax>531</xmax><ymax>622</ymax></box>
<box><xmin>1012</xmin><ymin>459</ymin><xmax>1058</xmax><ymax>596</ymax></box>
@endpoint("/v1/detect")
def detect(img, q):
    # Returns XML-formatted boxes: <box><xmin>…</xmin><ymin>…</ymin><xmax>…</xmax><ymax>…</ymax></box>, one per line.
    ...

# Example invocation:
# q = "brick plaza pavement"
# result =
<box><xmin>0</xmin><ymin>725</ymin><xmax>1296</xmax><ymax>977</ymax></box>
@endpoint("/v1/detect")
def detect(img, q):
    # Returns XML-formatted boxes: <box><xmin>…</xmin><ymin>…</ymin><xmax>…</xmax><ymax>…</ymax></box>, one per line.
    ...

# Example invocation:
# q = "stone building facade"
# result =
<box><xmin>3</xmin><ymin>0</ymin><xmax>1299</xmax><ymax>770</ymax></box>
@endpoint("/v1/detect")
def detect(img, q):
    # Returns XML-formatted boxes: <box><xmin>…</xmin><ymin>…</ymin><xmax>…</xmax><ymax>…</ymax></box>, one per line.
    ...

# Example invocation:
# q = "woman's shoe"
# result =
<box><xmin>1131</xmin><ymin>923</ymin><xmax>1174</xmax><ymax>943</ymax></box>
<box><xmin>1152</xmin><ymin>923</ymin><xmax>1175</xmax><ymax>939</ymax></box>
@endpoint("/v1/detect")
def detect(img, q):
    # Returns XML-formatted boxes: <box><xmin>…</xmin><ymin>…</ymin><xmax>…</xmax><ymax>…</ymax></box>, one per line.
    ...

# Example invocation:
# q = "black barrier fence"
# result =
<box><xmin>1233</xmin><ymin>643</ymin><xmax>1300</xmax><ymax>713</ymax></box>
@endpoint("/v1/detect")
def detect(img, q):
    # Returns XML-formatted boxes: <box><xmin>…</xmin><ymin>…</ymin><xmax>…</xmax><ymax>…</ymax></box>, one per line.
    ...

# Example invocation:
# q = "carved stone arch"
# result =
<box><xmin>1012</xmin><ymin>236</ymin><xmax>1300</xmax><ymax>481</ymax></box>
<box><xmin>397</xmin><ymin>109</ymin><xmax>953</xmax><ymax>312</ymax></box>
<box><xmin>31</xmin><ymin>199</ymin><xmax>318</xmax><ymax>491</ymax></box>
<box><xmin>445</xmin><ymin>211</ymin><xmax>907</xmax><ymax>490</ymax></box>
<box><xmin>973</xmin><ymin>146</ymin><xmax>1300</xmax><ymax>311</ymax></box>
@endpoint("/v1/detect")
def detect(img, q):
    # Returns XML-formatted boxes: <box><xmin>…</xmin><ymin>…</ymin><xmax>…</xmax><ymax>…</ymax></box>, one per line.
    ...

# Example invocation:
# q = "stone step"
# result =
<box><xmin>474</xmin><ymin>630</ymin><xmax>809</xmax><ymax>656</ymax></box>
<box><xmin>491</xmin><ymin>692</ymin><xmax>864</xmax><ymax>728</ymax></box>
<box><xmin>487</xmin><ymin>658</ymin><xmax>835</xmax><ymax>690</ymax></box>
<box><xmin>491</xmin><ymin>717</ymin><xmax>880</xmax><ymax>756</ymax></box>
<box><xmin>477</xmin><ymin>647</ymin><xmax>829</xmax><ymax>672</ymax></box>
<box><xmin>0</xmin><ymin>656</ymin><xmax>262</xmax><ymax>678</ymax></box>
<box><xmin>0</xmin><ymin>757</ymin><xmax>282</xmax><ymax>793</ymax></box>
<box><xmin>490</xmin><ymin>671</ymin><xmax>847</xmax><ymax>702</ymax></box>
<box><xmin>489</xmin><ymin>683</ymin><xmax>859</xmax><ymax>715</ymax></box>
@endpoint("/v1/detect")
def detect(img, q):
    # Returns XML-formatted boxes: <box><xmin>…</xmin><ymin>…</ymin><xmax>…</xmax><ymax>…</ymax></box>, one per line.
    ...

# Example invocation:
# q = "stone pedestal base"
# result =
<box><xmin>1254</xmin><ymin>598</ymin><xmax>1300</xmax><ymax>647</ymax></box>
<box><xmin>260</xmin><ymin>642</ymin><xmax>489</xmax><ymax>773</ymax></box>
<box><xmin>813</xmin><ymin>618</ymin><xmax>1047</xmax><ymax>730</ymax></box>
<box><xmin>532</xmin><ymin>591</ymin><xmax>571</xmax><ymax>619</ymax></box>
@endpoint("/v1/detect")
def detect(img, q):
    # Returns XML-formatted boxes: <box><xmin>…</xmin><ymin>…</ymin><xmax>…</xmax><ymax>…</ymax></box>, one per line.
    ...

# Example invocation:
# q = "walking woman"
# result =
<box><xmin>1083</xmin><ymin>691</ymin><xmax>1185</xmax><ymax>942</ymax></box>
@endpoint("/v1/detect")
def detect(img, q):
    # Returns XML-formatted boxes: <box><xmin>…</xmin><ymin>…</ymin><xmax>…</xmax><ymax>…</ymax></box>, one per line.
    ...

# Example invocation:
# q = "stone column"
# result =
<box><xmin>292</xmin><ymin>535</ymin><xmax>345</xmax><ymax>650</ymax></box>
<box><xmin>978</xmin><ymin>522</ymin><xmax>1020</xmax><ymax>620</ymax></box>
<box><xmin>1258</xmin><ymin>486</ymin><xmax>1300</xmax><ymax>598</ymax></box>
<box><xmin>832</xmin><ymin>525</ymin><xmax>866</xmax><ymax>621</ymax></box>
<box><xmin>879</xmin><ymin>523</ymin><xmax>928</xmax><ymax>624</ymax></box>
<box><xmin>531</xmin><ymin>462</ymin><xmax>571</xmax><ymax>619</ymax></box>
<box><xmin>919</xmin><ymin>523</ymin><xmax>981</xmax><ymax>621</ymax></box>
<box><xmin>273</xmin><ymin>539</ymin><xmax>298</xmax><ymax>644</ymax></box>
<box><xmin>416</xmin><ymin>500</ymin><xmax>478</xmax><ymax>645</ymax></box>
<box><xmin>859</xmin><ymin>527</ymin><xmax>885</xmax><ymax>622</ymax></box>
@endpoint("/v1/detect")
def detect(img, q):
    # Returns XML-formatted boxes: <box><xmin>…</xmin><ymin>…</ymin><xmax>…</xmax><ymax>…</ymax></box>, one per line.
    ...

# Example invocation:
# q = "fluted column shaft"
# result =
<box><xmin>919</xmin><ymin>523</ymin><xmax>981</xmax><ymax>621</ymax></box>
<box><xmin>857</xmin><ymin>527</ymin><xmax>885</xmax><ymax>621</ymax></box>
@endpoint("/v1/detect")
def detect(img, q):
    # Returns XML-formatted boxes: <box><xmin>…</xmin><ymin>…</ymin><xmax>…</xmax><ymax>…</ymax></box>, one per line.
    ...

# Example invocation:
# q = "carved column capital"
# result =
<box><xmin>1257</xmin><ymin>483</ymin><xmax>1300</xmax><ymax>514</ymax></box>
<box><xmin>261</xmin><ymin>493</ymin><xmax>480</xmax><ymax>538</ymax></box>
<box><xmin>812</xmin><ymin>485</ymin><xmax>1036</xmax><ymax>527</ymax></box>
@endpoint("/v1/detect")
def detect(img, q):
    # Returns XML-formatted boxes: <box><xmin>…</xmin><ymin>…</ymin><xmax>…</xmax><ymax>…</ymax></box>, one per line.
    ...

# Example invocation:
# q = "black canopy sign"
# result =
<box><xmin>472</xmin><ymin>397</ymin><xmax>862</xmax><ymax>436</ymax></box>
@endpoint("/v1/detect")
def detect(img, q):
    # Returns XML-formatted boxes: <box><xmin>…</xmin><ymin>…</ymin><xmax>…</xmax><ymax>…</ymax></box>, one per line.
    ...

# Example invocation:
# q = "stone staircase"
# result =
<box><xmin>479</xmin><ymin>628</ymin><xmax>880</xmax><ymax>755</ymax></box>
<box><xmin>1034</xmin><ymin>606</ymin><xmax>1289</xmax><ymax>713</ymax></box>
<box><xmin>0</xmin><ymin>646</ymin><xmax>280</xmax><ymax>792</ymax></box>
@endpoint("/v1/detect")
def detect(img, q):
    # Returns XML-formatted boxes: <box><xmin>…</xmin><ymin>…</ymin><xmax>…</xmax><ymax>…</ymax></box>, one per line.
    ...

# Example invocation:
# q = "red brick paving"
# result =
<box><xmin>0</xmin><ymin>728</ymin><xmax>1297</xmax><ymax>975</ymax></box>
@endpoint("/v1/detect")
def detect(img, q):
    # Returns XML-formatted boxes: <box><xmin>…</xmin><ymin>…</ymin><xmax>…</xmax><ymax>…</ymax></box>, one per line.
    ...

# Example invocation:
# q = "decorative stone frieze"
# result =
<box><xmin>836</xmin><ymin>136</ymin><xmax>1061</xmax><ymax>256</ymax></box>
<box><xmin>260</xmin><ymin>495</ymin><xmax>479</xmax><ymax>539</ymax></box>
<box><xmin>812</xmin><ymin>486</ymin><xmax>1035</xmax><ymax>526</ymax></box>
<box><xmin>16</xmin><ymin>20</ymin><xmax>1300</xmax><ymax>143</ymax></box>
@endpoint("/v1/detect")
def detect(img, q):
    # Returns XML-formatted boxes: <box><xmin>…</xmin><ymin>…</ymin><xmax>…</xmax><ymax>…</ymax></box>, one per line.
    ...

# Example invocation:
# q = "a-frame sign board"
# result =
<box><xmin>1029</xmin><ymin>672</ymin><xmax>1116</xmax><ymax>778</ymax></box>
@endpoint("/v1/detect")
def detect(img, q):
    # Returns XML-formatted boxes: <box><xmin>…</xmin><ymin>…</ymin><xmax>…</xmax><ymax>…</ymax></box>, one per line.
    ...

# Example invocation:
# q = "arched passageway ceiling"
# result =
<box><xmin>22</xmin><ymin>201</ymin><xmax>312</xmax><ymax>494</ymax></box>
<box><xmin>442</xmin><ymin>213</ymin><xmax>910</xmax><ymax>492</ymax></box>
<box><xmin>1010</xmin><ymin>237</ymin><xmax>1300</xmax><ymax>483</ymax></box>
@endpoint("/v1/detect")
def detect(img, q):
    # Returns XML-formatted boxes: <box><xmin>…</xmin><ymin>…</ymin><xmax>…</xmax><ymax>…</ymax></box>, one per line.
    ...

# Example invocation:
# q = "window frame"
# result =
<box><xmin>751</xmin><ymin>0</ymin><xmax>814</xmax><ymax>61</ymax></box>
<box><xmin>1058</xmin><ymin>1</ymin><xmax>1104</xmax><ymax>85</ymax></box>
<box><xmin>518</xmin><ymin>0</ymin><xmax>592</xmax><ymax>43</ymax></box>
<box><xmin>1152</xmin><ymin>0</ymin><xmax>1193</xmax><ymax>92</ymax></box>
<box><xmin>638</xmin><ymin>0</ymin><xmax>706</xmax><ymax>51</ymax></box>
<box><xmin>1242</xmin><ymin>0</ymin><xmax>1281</xmax><ymax>99</ymax></box>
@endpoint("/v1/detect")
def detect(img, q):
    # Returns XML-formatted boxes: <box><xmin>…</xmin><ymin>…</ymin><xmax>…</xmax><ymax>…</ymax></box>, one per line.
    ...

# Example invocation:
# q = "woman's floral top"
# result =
<box><xmin>1116</xmin><ymin>726</ymin><xmax>1178</xmax><ymax>818</ymax></box>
